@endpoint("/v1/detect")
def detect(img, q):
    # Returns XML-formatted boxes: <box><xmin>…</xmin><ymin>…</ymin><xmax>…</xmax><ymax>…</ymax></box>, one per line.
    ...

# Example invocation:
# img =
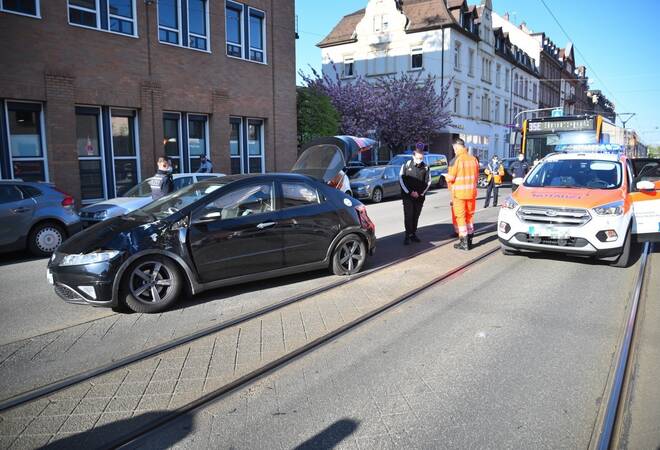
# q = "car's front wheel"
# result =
<box><xmin>331</xmin><ymin>234</ymin><xmax>367</xmax><ymax>276</ymax></box>
<box><xmin>371</xmin><ymin>187</ymin><xmax>383</xmax><ymax>203</ymax></box>
<box><xmin>611</xmin><ymin>227</ymin><xmax>635</xmax><ymax>268</ymax></box>
<box><xmin>121</xmin><ymin>256</ymin><xmax>182</xmax><ymax>313</ymax></box>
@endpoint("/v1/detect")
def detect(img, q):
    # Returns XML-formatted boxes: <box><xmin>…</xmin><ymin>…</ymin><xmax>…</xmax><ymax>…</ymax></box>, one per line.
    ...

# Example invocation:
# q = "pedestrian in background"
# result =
<box><xmin>197</xmin><ymin>155</ymin><xmax>214</xmax><ymax>173</ymax></box>
<box><xmin>508</xmin><ymin>152</ymin><xmax>530</xmax><ymax>192</ymax></box>
<box><xmin>483</xmin><ymin>154</ymin><xmax>504</xmax><ymax>208</ymax></box>
<box><xmin>399</xmin><ymin>145</ymin><xmax>431</xmax><ymax>245</ymax></box>
<box><xmin>149</xmin><ymin>156</ymin><xmax>174</xmax><ymax>200</ymax></box>
<box><xmin>444</xmin><ymin>137</ymin><xmax>479</xmax><ymax>250</ymax></box>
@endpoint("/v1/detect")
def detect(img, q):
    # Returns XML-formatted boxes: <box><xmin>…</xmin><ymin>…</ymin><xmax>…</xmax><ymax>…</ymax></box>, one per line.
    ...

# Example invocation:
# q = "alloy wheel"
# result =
<box><xmin>129</xmin><ymin>261</ymin><xmax>174</xmax><ymax>304</ymax></box>
<box><xmin>372</xmin><ymin>188</ymin><xmax>383</xmax><ymax>203</ymax></box>
<box><xmin>338</xmin><ymin>239</ymin><xmax>365</xmax><ymax>273</ymax></box>
<box><xmin>35</xmin><ymin>227</ymin><xmax>63</xmax><ymax>253</ymax></box>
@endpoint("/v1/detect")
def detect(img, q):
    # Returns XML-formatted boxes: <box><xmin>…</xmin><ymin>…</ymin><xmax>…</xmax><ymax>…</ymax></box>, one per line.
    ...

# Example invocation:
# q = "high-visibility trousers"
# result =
<box><xmin>453</xmin><ymin>198</ymin><xmax>476</xmax><ymax>237</ymax></box>
<box><xmin>450</xmin><ymin>201</ymin><xmax>458</xmax><ymax>233</ymax></box>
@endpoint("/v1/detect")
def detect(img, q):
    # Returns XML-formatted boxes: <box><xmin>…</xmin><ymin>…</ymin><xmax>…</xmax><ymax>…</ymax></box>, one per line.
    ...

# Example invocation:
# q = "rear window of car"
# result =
<box><xmin>0</xmin><ymin>185</ymin><xmax>24</xmax><ymax>204</ymax></box>
<box><xmin>281</xmin><ymin>182</ymin><xmax>320</xmax><ymax>209</ymax></box>
<box><xmin>19</xmin><ymin>185</ymin><xmax>43</xmax><ymax>198</ymax></box>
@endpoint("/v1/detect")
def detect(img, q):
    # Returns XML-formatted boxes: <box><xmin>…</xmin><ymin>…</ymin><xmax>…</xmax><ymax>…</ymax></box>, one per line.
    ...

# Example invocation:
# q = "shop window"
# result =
<box><xmin>75</xmin><ymin>107</ymin><xmax>106</xmax><ymax>202</ymax></box>
<box><xmin>230</xmin><ymin>117</ymin><xmax>264</xmax><ymax>174</ymax></box>
<box><xmin>5</xmin><ymin>101</ymin><xmax>47</xmax><ymax>182</ymax></box>
<box><xmin>230</xmin><ymin>117</ymin><xmax>242</xmax><ymax>174</ymax></box>
<box><xmin>111</xmin><ymin>109</ymin><xmax>139</xmax><ymax>197</ymax></box>
<box><xmin>163</xmin><ymin>113</ymin><xmax>182</xmax><ymax>173</ymax></box>
<box><xmin>188</xmin><ymin>115</ymin><xmax>208</xmax><ymax>172</ymax></box>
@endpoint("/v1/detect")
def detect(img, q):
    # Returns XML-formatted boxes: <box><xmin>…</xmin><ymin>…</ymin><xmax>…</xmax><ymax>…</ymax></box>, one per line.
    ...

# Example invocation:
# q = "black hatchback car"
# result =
<box><xmin>47</xmin><ymin>173</ymin><xmax>376</xmax><ymax>313</ymax></box>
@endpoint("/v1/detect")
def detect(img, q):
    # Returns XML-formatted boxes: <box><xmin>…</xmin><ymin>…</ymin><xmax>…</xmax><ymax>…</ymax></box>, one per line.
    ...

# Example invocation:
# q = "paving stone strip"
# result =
<box><xmin>0</xmin><ymin>233</ymin><xmax>498</xmax><ymax>450</ymax></box>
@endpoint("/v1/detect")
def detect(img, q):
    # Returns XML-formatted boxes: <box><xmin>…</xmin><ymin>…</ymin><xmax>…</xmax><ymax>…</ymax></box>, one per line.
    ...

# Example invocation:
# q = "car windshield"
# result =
<box><xmin>351</xmin><ymin>168</ymin><xmax>383</xmax><ymax>179</ymax></box>
<box><xmin>123</xmin><ymin>179</ymin><xmax>153</xmax><ymax>198</ymax></box>
<box><xmin>389</xmin><ymin>156</ymin><xmax>411</xmax><ymax>166</ymax></box>
<box><xmin>132</xmin><ymin>181</ymin><xmax>229</xmax><ymax>220</ymax></box>
<box><xmin>524</xmin><ymin>159</ymin><xmax>622</xmax><ymax>189</ymax></box>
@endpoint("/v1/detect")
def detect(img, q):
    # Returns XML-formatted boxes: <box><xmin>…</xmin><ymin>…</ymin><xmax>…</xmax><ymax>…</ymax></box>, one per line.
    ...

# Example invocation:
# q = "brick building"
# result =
<box><xmin>0</xmin><ymin>0</ymin><xmax>296</xmax><ymax>204</ymax></box>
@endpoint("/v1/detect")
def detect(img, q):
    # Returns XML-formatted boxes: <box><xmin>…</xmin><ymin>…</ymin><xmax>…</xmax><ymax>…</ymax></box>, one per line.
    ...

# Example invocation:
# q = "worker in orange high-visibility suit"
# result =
<box><xmin>446</xmin><ymin>156</ymin><xmax>459</xmax><ymax>237</ymax></box>
<box><xmin>443</xmin><ymin>137</ymin><xmax>479</xmax><ymax>250</ymax></box>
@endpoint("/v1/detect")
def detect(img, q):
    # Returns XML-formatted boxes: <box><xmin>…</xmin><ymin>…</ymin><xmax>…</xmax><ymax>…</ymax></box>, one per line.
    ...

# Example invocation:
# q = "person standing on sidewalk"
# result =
<box><xmin>444</xmin><ymin>137</ymin><xmax>479</xmax><ymax>250</ymax></box>
<box><xmin>447</xmin><ymin>155</ymin><xmax>459</xmax><ymax>237</ymax></box>
<box><xmin>399</xmin><ymin>145</ymin><xmax>431</xmax><ymax>245</ymax></box>
<box><xmin>508</xmin><ymin>152</ymin><xmax>530</xmax><ymax>192</ymax></box>
<box><xmin>483</xmin><ymin>155</ymin><xmax>504</xmax><ymax>208</ymax></box>
<box><xmin>149</xmin><ymin>156</ymin><xmax>174</xmax><ymax>201</ymax></box>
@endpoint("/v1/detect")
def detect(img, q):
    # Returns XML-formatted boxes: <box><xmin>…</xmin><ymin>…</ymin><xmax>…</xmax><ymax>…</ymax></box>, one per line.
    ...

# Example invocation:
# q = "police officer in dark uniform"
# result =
<box><xmin>399</xmin><ymin>145</ymin><xmax>431</xmax><ymax>245</ymax></box>
<box><xmin>149</xmin><ymin>156</ymin><xmax>174</xmax><ymax>200</ymax></box>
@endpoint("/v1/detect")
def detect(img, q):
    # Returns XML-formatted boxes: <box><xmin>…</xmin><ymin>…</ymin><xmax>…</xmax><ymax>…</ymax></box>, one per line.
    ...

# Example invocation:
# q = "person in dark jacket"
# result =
<box><xmin>508</xmin><ymin>152</ymin><xmax>530</xmax><ymax>192</ymax></box>
<box><xmin>399</xmin><ymin>146</ymin><xmax>431</xmax><ymax>245</ymax></box>
<box><xmin>149</xmin><ymin>156</ymin><xmax>174</xmax><ymax>200</ymax></box>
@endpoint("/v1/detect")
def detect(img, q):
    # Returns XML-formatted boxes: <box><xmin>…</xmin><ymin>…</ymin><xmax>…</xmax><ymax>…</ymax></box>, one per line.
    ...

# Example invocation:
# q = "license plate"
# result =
<box><xmin>528</xmin><ymin>225</ymin><xmax>570</xmax><ymax>240</ymax></box>
<box><xmin>46</xmin><ymin>269</ymin><xmax>53</xmax><ymax>285</ymax></box>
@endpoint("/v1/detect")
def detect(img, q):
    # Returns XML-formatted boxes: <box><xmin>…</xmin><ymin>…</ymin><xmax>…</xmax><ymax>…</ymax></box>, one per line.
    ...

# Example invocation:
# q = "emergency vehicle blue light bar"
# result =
<box><xmin>556</xmin><ymin>143</ymin><xmax>625</xmax><ymax>154</ymax></box>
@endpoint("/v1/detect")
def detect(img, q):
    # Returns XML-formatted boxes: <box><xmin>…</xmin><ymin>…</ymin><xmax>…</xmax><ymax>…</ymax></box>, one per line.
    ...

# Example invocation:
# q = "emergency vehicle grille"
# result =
<box><xmin>514</xmin><ymin>233</ymin><xmax>589</xmax><ymax>248</ymax></box>
<box><xmin>517</xmin><ymin>206</ymin><xmax>591</xmax><ymax>226</ymax></box>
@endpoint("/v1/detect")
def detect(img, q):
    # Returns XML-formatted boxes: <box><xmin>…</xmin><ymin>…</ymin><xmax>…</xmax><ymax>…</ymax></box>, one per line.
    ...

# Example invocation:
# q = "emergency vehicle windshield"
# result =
<box><xmin>524</xmin><ymin>159</ymin><xmax>623</xmax><ymax>190</ymax></box>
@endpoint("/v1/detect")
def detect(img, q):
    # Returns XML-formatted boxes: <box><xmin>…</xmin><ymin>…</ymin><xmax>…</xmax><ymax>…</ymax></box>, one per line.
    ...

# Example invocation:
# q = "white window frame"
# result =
<box><xmin>229</xmin><ymin>116</ymin><xmax>244</xmax><ymax>174</ymax></box>
<box><xmin>109</xmin><ymin>108</ymin><xmax>141</xmax><ymax>198</ymax></box>
<box><xmin>454</xmin><ymin>41</ymin><xmax>461</xmax><ymax>70</ymax></box>
<box><xmin>4</xmin><ymin>100</ymin><xmax>49</xmax><ymax>182</ymax></box>
<box><xmin>505</xmin><ymin>68</ymin><xmax>510</xmax><ymax>92</ymax></box>
<box><xmin>75</xmin><ymin>105</ymin><xmax>108</xmax><ymax>204</ymax></box>
<box><xmin>0</xmin><ymin>0</ymin><xmax>41</xmax><ymax>18</ymax></box>
<box><xmin>410</xmin><ymin>47</ymin><xmax>423</xmax><ymax>71</ymax></box>
<box><xmin>187</xmin><ymin>0</ymin><xmax>210</xmax><ymax>52</ymax></box>
<box><xmin>225</xmin><ymin>0</ymin><xmax>245</xmax><ymax>59</ymax></box>
<box><xmin>186</xmin><ymin>113</ymin><xmax>210</xmax><ymax>171</ymax></box>
<box><xmin>468</xmin><ymin>48</ymin><xmax>475</xmax><ymax>76</ymax></box>
<box><xmin>163</xmin><ymin>111</ymin><xmax>184</xmax><ymax>173</ymax></box>
<box><xmin>342</xmin><ymin>57</ymin><xmax>355</xmax><ymax>79</ymax></box>
<box><xmin>247</xmin><ymin>6</ymin><xmax>267</xmax><ymax>64</ymax></box>
<box><xmin>67</xmin><ymin>0</ymin><xmax>138</xmax><ymax>38</ymax></box>
<box><xmin>467</xmin><ymin>91</ymin><xmax>473</xmax><ymax>117</ymax></box>
<box><xmin>157</xmin><ymin>0</ymin><xmax>183</xmax><ymax>48</ymax></box>
<box><xmin>246</xmin><ymin>118</ymin><xmax>265</xmax><ymax>174</ymax></box>
<box><xmin>453</xmin><ymin>87</ymin><xmax>460</xmax><ymax>115</ymax></box>
<box><xmin>494</xmin><ymin>99</ymin><xmax>500</xmax><ymax>123</ymax></box>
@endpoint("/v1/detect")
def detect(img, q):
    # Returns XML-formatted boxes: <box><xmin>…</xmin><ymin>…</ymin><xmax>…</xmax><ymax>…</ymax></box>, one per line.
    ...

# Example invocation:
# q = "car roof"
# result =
<box><xmin>544</xmin><ymin>152</ymin><xmax>621</xmax><ymax>162</ymax></box>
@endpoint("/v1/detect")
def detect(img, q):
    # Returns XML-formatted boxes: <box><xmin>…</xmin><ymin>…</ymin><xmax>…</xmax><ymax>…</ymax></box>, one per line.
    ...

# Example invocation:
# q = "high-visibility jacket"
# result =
<box><xmin>445</xmin><ymin>147</ymin><xmax>479</xmax><ymax>200</ymax></box>
<box><xmin>485</xmin><ymin>161</ymin><xmax>505</xmax><ymax>185</ymax></box>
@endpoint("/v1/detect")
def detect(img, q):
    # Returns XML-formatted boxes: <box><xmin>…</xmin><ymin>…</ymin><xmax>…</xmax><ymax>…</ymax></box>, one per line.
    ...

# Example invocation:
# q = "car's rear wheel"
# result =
<box><xmin>121</xmin><ymin>256</ymin><xmax>182</xmax><ymax>313</ymax></box>
<box><xmin>331</xmin><ymin>234</ymin><xmax>367</xmax><ymax>276</ymax></box>
<box><xmin>28</xmin><ymin>222</ymin><xmax>65</xmax><ymax>257</ymax></box>
<box><xmin>371</xmin><ymin>187</ymin><xmax>383</xmax><ymax>203</ymax></box>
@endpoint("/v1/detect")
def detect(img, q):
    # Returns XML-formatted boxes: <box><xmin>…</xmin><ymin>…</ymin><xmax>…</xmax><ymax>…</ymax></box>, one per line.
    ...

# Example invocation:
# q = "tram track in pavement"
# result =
<box><xmin>590</xmin><ymin>242</ymin><xmax>653</xmax><ymax>450</ymax></box>
<box><xmin>105</xmin><ymin>237</ymin><xmax>500</xmax><ymax>449</ymax></box>
<box><xmin>0</xmin><ymin>223</ymin><xmax>497</xmax><ymax>415</ymax></box>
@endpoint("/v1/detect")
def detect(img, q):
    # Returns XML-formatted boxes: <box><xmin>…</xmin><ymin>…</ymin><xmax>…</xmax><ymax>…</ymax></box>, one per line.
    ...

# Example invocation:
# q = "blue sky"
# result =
<box><xmin>295</xmin><ymin>0</ymin><xmax>660</xmax><ymax>145</ymax></box>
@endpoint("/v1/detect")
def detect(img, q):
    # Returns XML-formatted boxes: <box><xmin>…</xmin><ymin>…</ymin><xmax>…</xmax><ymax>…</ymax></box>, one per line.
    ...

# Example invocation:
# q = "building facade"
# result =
<box><xmin>0</xmin><ymin>0</ymin><xmax>296</xmax><ymax>204</ymax></box>
<box><xmin>318</xmin><ymin>0</ymin><xmax>538</xmax><ymax>161</ymax></box>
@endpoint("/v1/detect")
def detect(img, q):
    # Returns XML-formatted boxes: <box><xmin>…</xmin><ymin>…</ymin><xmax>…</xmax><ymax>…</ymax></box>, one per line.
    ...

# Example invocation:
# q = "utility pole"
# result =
<box><xmin>616</xmin><ymin>113</ymin><xmax>636</xmax><ymax>130</ymax></box>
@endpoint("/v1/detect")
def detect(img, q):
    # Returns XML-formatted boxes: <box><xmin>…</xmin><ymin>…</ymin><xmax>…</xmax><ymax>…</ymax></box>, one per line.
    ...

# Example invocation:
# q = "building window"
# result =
<box><xmin>68</xmin><ymin>0</ymin><xmax>136</xmax><ymax>36</ymax></box>
<box><xmin>163</xmin><ymin>112</ymin><xmax>183</xmax><ymax>173</ymax></box>
<box><xmin>481</xmin><ymin>93</ymin><xmax>490</xmax><ymax>121</ymax></box>
<box><xmin>229</xmin><ymin>117</ymin><xmax>242</xmax><ymax>174</ymax></box>
<box><xmin>468</xmin><ymin>48</ymin><xmax>475</xmax><ymax>76</ymax></box>
<box><xmin>454</xmin><ymin>41</ymin><xmax>461</xmax><ymax>70</ymax></box>
<box><xmin>247</xmin><ymin>119</ymin><xmax>264</xmax><ymax>173</ymax></box>
<box><xmin>158</xmin><ymin>0</ymin><xmax>208</xmax><ymax>50</ymax></box>
<box><xmin>110</xmin><ymin>109</ymin><xmax>139</xmax><ymax>197</ymax></box>
<box><xmin>467</xmin><ymin>92</ymin><xmax>473</xmax><ymax>117</ymax></box>
<box><xmin>494</xmin><ymin>99</ymin><xmax>500</xmax><ymax>123</ymax></box>
<box><xmin>3</xmin><ymin>101</ymin><xmax>48</xmax><ymax>182</ymax></box>
<box><xmin>495</xmin><ymin>64</ymin><xmax>501</xmax><ymax>88</ymax></box>
<box><xmin>504</xmin><ymin>103</ymin><xmax>509</xmax><ymax>124</ymax></box>
<box><xmin>505</xmin><ymin>68</ymin><xmax>510</xmax><ymax>91</ymax></box>
<box><xmin>248</xmin><ymin>8</ymin><xmax>265</xmax><ymax>62</ymax></box>
<box><xmin>453</xmin><ymin>87</ymin><xmax>460</xmax><ymax>114</ymax></box>
<box><xmin>342</xmin><ymin>57</ymin><xmax>355</xmax><ymax>78</ymax></box>
<box><xmin>513</xmin><ymin>73</ymin><xmax>519</xmax><ymax>96</ymax></box>
<box><xmin>225</xmin><ymin>1</ymin><xmax>243</xmax><ymax>57</ymax></box>
<box><xmin>188</xmin><ymin>115</ymin><xmax>208</xmax><ymax>172</ymax></box>
<box><xmin>75</xmin><ymin>107</ymin><xmax>106</xmax><ymax>202</ymax></box>
<box><xmin>411</xmin><ymin>47</ymin><xmax>423</xmax><ymax>70</ymax></box>
<box><xmin>524</xmin><ymin>79</ymin><xmax>529</xmax><ymax>99</ymax></box>
<box><xmin>1</xmin><ymin>0</ymin><xmax>40</xmax><ymax>17</ymax></box>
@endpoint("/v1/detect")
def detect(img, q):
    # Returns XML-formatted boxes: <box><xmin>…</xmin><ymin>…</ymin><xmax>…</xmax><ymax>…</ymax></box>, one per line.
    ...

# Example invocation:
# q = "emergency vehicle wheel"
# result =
<box><xmin>611</xmin><ymin>227</ymin><xmax>633</xmax><ymax>268</ymax></box>
<box><xmin>500</xmin><ymin>245</ymin><xmax>518</xmax><ymax>256</ymax></box>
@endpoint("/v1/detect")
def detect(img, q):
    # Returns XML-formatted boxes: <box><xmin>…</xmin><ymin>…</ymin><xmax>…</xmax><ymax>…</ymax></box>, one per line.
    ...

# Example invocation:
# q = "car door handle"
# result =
<box><xmin>11</xmin><ymin>207</ymin><xmax>30</xmax><ymax>214</ymax></box>
<box><xmin>256</xmin><ymin>221</ymin><xmax>276</xmax><ymax>230</ymax></box>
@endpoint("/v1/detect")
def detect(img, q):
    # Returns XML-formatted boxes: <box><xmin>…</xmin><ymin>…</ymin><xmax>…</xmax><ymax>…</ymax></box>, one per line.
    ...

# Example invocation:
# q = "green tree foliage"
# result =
<box><xmin>648</xmin><ymin>145</ymin><xmax>660</xmax><ymax>158</ymax></box>
<box><xmin>297</xmin><ymin>87</ymin><xmax>340</xmax><ymax>148</ymax></box>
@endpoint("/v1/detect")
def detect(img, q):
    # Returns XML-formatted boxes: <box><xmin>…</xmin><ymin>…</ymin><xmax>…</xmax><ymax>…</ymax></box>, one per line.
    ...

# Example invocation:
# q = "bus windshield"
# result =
<box><xmin>524</xmin><ymin>159</ymin><xmax>622</xmax><ymax>189</ymax></box>
<box><xmin>525</xmin><ymin>131</ymin><xmax>598</xmax><ymax>162</ymax></box>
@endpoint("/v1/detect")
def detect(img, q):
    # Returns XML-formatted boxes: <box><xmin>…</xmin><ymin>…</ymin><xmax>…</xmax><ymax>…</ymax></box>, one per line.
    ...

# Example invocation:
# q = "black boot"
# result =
<box><xmin>404</xmin><ymin>235</ymin><xmax>411</xmax><ymax>245</ymax></box>
<box><xmin>453</xmin><ymin>237</ymin><xmax>469</xmax><ymax>251</ymax></box>
<box><xmin>410</xmin><ymin>234</ymin><xmax>421</xmax><ymax>243</ymax></box>
<box><xmin>467</xmin><ymin>233</ymin><xmax>474</xmax><ymax>248</ymax></box>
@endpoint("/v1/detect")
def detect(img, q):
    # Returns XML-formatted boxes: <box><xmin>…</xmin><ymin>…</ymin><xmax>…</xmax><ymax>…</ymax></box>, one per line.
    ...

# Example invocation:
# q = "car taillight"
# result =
<box><xmin>356</xmin><ymin>205</ymin><xmax>375</xmax><ymax>232</ymax></box>
<box><xmin>61</xmin><ymin>196</ymin><xmax>74</xmax><ymax>208</ymax></box>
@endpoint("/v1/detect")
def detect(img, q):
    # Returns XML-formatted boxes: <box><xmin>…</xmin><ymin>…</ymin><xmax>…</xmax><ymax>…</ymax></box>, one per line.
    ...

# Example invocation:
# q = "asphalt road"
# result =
<box><xmin>0</xmin><ymin>188</ymin><xmax>503</xmax><ymax>399</ymax></box>
<box><xmin>131</xmin><ymin>240</ymin><xmax>644</xmax><ymax>449</ymax></box>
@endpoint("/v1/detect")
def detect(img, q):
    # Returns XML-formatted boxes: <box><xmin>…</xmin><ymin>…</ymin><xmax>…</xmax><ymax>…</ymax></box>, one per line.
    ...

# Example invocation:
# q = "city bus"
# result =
<box><xmin>520</xmin><ymin>114</ymin><xmax>646</xmax><ymax>162</ymax></box>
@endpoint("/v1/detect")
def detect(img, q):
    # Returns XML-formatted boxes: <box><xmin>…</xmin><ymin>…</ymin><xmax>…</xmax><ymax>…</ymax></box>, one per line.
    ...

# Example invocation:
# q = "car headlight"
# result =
<box><xmin>60</xmin><ymin>250</ymin><xmax>121</xmax><ymax>266</ymax></box>
<box><xmin>92</xmin><ymin>210</ymin><xmax>110</xmax><ymax>220</ymax></box>
<box><xmin>593</xmin><ymin>201</ymin><xmax>624</xmax><ymax>216</ymax></box>
<box><xmin>501</xmin><ymin>196</ymin><xmax>518</xmax><ymax>210</ymax></box>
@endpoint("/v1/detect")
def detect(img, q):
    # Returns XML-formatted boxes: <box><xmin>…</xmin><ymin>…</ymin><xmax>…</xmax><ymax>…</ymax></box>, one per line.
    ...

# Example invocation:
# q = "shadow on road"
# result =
<box><xmin>0</xmin><ymin>250</ymin><xmax>45</xmax><ymax>267</ymax></box>
<box><xmin>294</xmin><ymin>418</ymin><xmax>360</xmax><ymax>450</ymax></box>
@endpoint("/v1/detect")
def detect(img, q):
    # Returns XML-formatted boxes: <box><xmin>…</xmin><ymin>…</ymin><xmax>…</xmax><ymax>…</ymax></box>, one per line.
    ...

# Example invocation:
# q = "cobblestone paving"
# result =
<box><xmin>0</xmin><ymin>234</ymin><xmax>498</xmax><ymax>449</ymax></box>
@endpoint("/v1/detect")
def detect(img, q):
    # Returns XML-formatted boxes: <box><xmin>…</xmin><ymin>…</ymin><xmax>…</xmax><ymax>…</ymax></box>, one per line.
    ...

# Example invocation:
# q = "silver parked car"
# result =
<box><xmin>79</xmin><ymin>173</ymin><xmax>224</xmax><ymax>227</ymax></box>
<box><xmin>0</xmin><ymin>180</ymin><xmax>82</xmax><ymax>256</ymax></box>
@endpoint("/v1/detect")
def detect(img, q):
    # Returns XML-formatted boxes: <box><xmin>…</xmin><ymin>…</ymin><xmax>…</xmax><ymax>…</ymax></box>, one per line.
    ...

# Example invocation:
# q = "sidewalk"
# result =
<box><xmin>0</xmin><ymin>232</ymin><xmax>499</xmax><ymax>449</ymax></box>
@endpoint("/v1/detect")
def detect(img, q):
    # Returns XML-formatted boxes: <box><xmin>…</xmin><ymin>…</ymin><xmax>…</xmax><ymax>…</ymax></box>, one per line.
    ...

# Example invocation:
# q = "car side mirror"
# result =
<box><xmin>636</xmin><ymin>180</ymin><xmax>656</xmax><ymax>191</ymax></box>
